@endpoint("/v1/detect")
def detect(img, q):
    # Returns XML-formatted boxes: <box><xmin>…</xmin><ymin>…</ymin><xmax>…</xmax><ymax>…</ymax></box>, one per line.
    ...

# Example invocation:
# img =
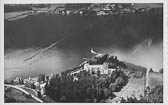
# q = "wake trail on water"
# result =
<box><xmin>23</xmin><ymin>24</ymin><xmax>92</xmax><ymax>65</ymax></box>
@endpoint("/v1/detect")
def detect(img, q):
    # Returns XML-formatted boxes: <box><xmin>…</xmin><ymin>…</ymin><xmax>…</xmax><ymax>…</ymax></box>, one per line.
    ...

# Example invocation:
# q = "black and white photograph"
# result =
<box><xmin>2</xmin><ymin>1</ymin><xmax>166</xmax><ymax>103</ymax></box>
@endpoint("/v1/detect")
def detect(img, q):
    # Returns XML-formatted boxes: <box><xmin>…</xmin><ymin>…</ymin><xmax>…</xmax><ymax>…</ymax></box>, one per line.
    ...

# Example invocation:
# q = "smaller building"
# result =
<box><xmin>13</xmin><ymin>77</ymin><xmax>24</xmax><ymax>85</ymax></box>
<box><xmin>40</xmin><ymin>83</ymin><xmax>46</xmax><ymax>97</ymax></box>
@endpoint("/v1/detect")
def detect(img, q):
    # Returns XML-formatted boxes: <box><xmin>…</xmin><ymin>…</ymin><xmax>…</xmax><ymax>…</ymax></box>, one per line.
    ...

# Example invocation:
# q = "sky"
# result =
<box><xmin>4</xmin><ymin>4</ymin><xmax>163</xmax><ymax>80</ymax></box>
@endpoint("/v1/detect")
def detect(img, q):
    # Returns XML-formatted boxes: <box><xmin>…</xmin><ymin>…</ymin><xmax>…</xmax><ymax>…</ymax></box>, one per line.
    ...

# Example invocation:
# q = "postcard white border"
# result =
<box><xmin>0</xmin><ymin>0</ymin><xmax>167</xmax><ymax>105</ymax></box>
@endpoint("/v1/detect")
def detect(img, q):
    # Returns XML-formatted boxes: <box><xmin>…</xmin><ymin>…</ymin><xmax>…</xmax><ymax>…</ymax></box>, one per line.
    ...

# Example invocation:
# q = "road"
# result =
<box><xmin>20</xmin><ymin>86</ymin><xmax>38</xmax><ymax>97</ymax></box>
<box><xmin>5</xmin><ymin>84</ymin><xmax>43</xmax><ymax>103</ymax></box>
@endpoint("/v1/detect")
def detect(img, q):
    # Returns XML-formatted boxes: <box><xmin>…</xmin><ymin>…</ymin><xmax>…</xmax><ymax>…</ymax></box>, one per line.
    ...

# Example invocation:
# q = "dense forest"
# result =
<box><xmin>44</xmin><ymin>69</ymin><xmax>128</xmax><ymax>102</ymax></box>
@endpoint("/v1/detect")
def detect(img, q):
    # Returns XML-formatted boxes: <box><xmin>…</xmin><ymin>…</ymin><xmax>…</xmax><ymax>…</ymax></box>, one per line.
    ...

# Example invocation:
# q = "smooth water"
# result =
<box><xmin>4</xmin><ymin>14</ymin><xmax>163</xmax><ymax>80</ymax></box>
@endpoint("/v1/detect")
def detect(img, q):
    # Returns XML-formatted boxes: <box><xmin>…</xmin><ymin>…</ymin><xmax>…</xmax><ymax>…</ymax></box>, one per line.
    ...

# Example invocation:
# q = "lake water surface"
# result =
<box><xmin>4</xmin><ymin>13</ymin><xmax>163</xmax><ymax>80</ymax></box>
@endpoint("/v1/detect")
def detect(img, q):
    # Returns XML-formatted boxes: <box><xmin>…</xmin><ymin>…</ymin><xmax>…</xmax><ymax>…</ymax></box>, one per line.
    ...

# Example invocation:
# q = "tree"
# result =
<box><xmin>149</xmin><ymin>68</ymin><xmax>153</xmax><ymax>72</ymax></box>
<box><xmin>45</xmin><ymin>65</ymin><xmax>129</xmax><ymax>102</ymax></box>
<box><xmin>115</xmin><ymin>77</ymin><xmax>124</xmax><ymax>86</ymax></box>
<box><xmin>118</xmin><ymin>61</ymin><xmax>127</xmax><ymax>68</ymax></box>
<box><xmin>109</xmin><ymin>83</ymin><xmax>117</xmax><ymax>92</ymax></box>
<box><xmin>159</xmin><ymin>68</ymin><xmax>163</xmax><ymax>73</ymax></box>
<box><xmin>111</xmin><ymin>70</ymin><xmax>119</xmax><ymax>82</ymax></box>
<box><xmin>120</xmin><ymin>97</ymin><xmax>126</xmax><ymax>103</ymax></box>
<box><xmin>60</xmin><ymin>95</ymin><xmax>67</xmax><ymax>102</ymax></box>
<box><xmin>39</xmin><ymin>74</ymin><xmax>45</xmax><ymax>82</ymax></box>
<box><xmin>115</xmin><ymin>77</ymin><xmax>124</xmax><ymax>91</ymax></box>
<box><xmin>104</xmin><ymin>88</ymin><xmax>111</xmax><ymax>98</ymax></box>
<box><xmin>147</xmin><ymin>85</ymin><xmax>163</xmax><ymax>103</ymax></box>
<box><xmin>97</xmin><ymin>70</ymin><xmax>100</xmax><ymax>77</ymax></box>
<box><xmin>19</xmin><ymin>78</ymin><xmax>24</xmax><ymax>85</ymax></box>
<box><xmin>96</xmin><ymin>54</ymin><xmax>109</xmax><ymax>64</ymax></box>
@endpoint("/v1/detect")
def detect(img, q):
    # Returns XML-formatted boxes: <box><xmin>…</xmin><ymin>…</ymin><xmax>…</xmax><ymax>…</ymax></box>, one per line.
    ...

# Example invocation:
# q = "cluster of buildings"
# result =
<box><xmin>5</xmin><ymin>48</ymin><xmax>163</xmax><ymax>103</ymax></box>
<box><xmin>6</xmin><ymin>49</ymin><xmax>151</xmax><ymax>100</ymax></box>
<box><xmin>9</xmin><ymin>52</ymin><xmax>126</xmax><ymax>97</ymax></box>
<box><xmin>30</xmin><ymin>3</ymin><xmax>161</xmax><ymax>16</ymax></box>
<box><xmin>10</xmin><ymin>76</ymin><xmax>47</xmax><ymax>97</ymax></box>
<box><xmin>10</xmin><ymin>73</ymin><xmax>65</xmax><ymax>97</ymax></box>
<box><xmin>4</xmin><ymin>4</ymin><xmax>162</xmax><ymax>21</ymax></box>
<box><xmin>69</xmin><ymin>53</ymin><xmax>127</xmax><ymax>77</ymax></box>
<box><xmin>70</xmin><ymin>61</ymin><xmax>117</xmax><ymax>76</ymax></box>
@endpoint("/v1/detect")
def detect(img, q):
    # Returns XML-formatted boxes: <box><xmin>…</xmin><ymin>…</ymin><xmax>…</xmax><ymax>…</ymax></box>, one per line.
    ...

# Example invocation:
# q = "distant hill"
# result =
<box><xmin>124</xmin><ymin>62</ymin><xmax>147</xmax><ymax>72</ymax></box>
<box><xmin>124</xmin><ymin>62</ymin><xmax>147</xmax><ymax>78</ymax></box>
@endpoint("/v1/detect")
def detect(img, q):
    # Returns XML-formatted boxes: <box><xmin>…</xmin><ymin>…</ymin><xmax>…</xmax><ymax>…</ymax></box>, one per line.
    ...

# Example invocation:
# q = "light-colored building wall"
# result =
<box><xmin>84</xmin><ymin>62</ymin><xmax>115</xmax><ymax>74</ymax></box>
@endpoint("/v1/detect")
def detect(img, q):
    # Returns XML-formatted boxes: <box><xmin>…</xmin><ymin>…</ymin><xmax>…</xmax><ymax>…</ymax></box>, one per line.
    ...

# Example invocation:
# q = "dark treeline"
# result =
<box><xmin>45</xmin><ymin>69</ymin><xmax>128</xmax><ymax>102</ymax></box>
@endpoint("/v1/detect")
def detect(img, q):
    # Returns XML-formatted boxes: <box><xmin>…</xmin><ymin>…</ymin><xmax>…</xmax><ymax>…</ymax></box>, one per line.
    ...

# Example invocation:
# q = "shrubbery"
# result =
<box><xmin>45</xmin><ymin>69</ymin><xmax>128</xmax><ymax>102</ymax></box>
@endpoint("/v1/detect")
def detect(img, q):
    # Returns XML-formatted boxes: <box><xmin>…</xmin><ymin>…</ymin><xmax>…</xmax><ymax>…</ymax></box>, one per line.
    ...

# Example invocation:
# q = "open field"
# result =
<box><xmin>148</xmin><ymin>72</ymin><xmax>163</xmax><ymax>88</ymax></box>
<box><xmin>111</xmin><ymin>73</ymin><xmax>145</xmax><ymax>102</ymax></box>
<box><xmin>110</xmin><ymin>67</ymin><xmax>163</xmax><ymax>103</ymax></box>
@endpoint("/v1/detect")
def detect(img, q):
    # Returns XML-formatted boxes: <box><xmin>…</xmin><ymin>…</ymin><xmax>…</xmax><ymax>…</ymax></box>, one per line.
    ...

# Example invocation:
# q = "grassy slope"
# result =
<box><xmin>148</xmin><ymin>72</ymin><xmax>163</xmax><ymax>88</ymax></box>
<box><xmin>110</xmin><ymin>63</ymin><xmax>146</xmax><ymax>102</ymax></box>
<box><xmin>111</xmin><ymin>62</ymin><xmax>163</xmax><ymax>102</ymax></box>
<box><xmin>112</xmin><ymin>76</ymin><xmax>145</xmax><ymax>102</ymax></box>
<box><xmin>5</xmin><ymin>87</ymin><xmax>39</xmax><ymax>103</ymax></box>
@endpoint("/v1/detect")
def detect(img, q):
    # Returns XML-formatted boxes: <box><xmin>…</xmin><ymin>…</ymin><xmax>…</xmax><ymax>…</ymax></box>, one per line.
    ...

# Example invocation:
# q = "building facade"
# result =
<box><xmin>83</xmin><ymin>62</ymin><xmax>115</xmax><ymax>74</ymax></box>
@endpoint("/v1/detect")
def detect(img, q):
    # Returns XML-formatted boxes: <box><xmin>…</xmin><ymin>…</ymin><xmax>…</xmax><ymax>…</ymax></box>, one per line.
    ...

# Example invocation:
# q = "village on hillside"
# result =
<box><xmin>4</xmin><ymin>49</ymin><xmax>163</xmax><ymax>103</ymax></box>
